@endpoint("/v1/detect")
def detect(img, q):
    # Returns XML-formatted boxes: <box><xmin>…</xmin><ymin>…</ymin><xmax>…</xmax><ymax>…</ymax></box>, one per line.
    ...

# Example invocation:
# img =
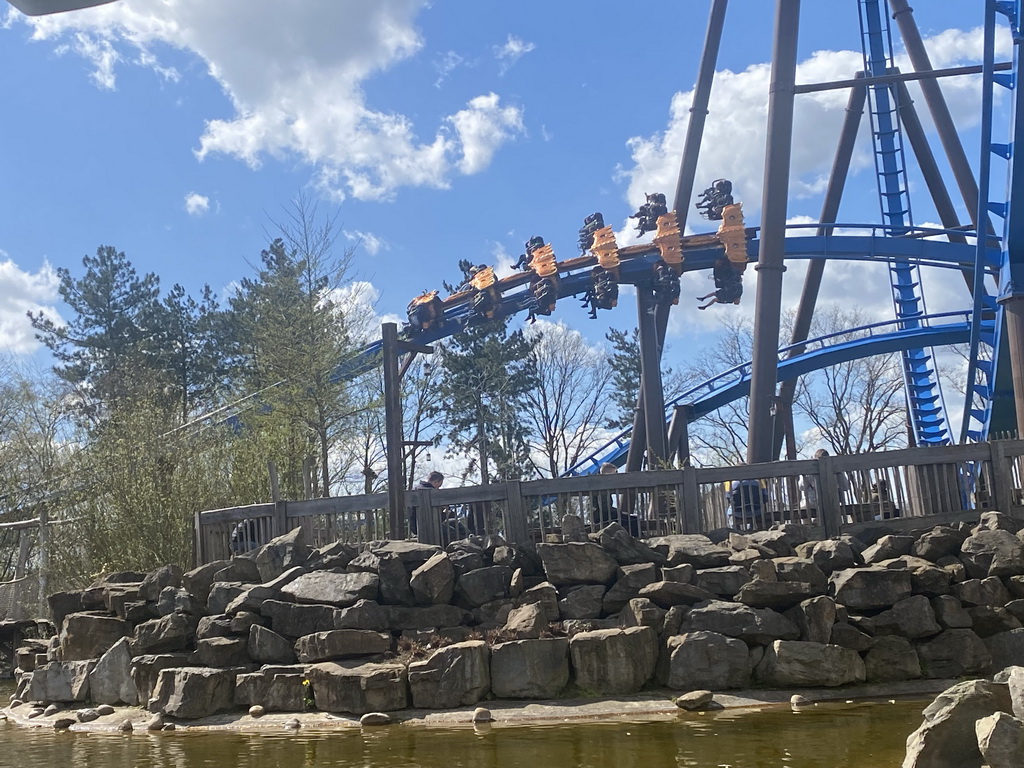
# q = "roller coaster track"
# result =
<box><xmin>321</xmin><ymin>224</ymin><xmax>1000</xmax><ymax>478</ymax></box>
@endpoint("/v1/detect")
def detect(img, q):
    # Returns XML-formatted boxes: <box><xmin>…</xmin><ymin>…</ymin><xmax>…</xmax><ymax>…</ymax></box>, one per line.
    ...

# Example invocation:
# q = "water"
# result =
<box><xmin>0</xmin><ymin>692</ymin><xmax>925</xmax><ymax>768</ymax></box>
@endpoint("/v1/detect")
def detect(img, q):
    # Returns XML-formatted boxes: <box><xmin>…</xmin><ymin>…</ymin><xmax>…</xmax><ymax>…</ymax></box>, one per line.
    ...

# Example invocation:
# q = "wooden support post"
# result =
<box><xmin>990</xmin><ymin>439</ymin><xmax>1014</xmax><ymax>514</ymax></box>
<box><xmin>504</xmin><ymin>481</ymin><xmax>529</xmax><ymax>544</ymax></box>
<box><xmin>383</xmin><ymin>322</ymin><xmax>407</xmax><ymax>539</ymax></box>
<box><xmin>681</xmin><ymin>465</ymin><xmax>702</xmax><ymax>533</ymax></box>
<box><xmin>817</xmin><ymin>452</ymin><xmax>843</xmax><ymax>537</ymax></box>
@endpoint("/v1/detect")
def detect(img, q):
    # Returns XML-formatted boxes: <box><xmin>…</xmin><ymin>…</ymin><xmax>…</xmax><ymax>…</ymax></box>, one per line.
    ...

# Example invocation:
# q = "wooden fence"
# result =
<box><xmin>194</xmin><ymin>439</ymin><xmax>1024</xmax><ymax>566</ymax></box>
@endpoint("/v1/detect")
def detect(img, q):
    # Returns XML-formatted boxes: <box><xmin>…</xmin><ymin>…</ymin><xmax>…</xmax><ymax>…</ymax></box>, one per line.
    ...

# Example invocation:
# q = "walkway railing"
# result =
<box><xmin>194</xmin><ymin>439</ymin><xmax>1024</xmax><ymax>565</ymax></box>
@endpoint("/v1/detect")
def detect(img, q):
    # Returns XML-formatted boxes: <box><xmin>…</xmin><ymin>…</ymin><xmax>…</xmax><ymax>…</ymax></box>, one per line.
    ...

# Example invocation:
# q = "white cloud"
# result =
<box><xmin>448</xmin><ymin>92</ymin><xmax>525</xmax><ymax>175</ymax></box>
<box><xmin>343</xmin><ymin>229</ymin><xmax>387</xmax><ymax>256</ymax></box>
<box><xmin>0</xmin><ymin>256</ymin><xmax>62</xmax><ymax>355</ymax></box>
<box><xmin>494</xmin><ymin>34</ymin><xmax>535</xmax><ymax>75</ymax></box>
<box><xmin>434</xmin><ymin>50</ymin><xmax>463</xmax><ymax>88</ymax></box>
<box><xmin>14</xmin><ymin>1</ymin><xmax>524</xmax><ymax>201</ymax></box>
<box><xmin>184</xmin><ymin>191</ymin><xmax>209</xmax><ymax>216</ymax></box>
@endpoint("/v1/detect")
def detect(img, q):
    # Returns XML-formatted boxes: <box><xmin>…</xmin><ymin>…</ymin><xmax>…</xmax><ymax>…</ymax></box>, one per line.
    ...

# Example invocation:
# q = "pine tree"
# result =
<box><xmin>605</xmin><ymin>328</ymin><xmax>642</xmax><ymax>430</ymax></box>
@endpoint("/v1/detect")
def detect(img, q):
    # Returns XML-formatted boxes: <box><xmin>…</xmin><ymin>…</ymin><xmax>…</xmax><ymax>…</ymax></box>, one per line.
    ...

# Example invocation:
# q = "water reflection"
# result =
<box><xmin>2</xmin><ymin>699</ymin><xmax>924</xmax><ymax>768</ymax></box>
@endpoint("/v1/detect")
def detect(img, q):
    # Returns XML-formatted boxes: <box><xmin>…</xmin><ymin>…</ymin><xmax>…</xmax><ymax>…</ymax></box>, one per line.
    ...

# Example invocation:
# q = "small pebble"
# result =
<box><xmin>146</xmin><ymin>714</ymin><xmax>165</xmax><ymax>732</ymax></box>
<box><xmin>53</xmin><ymin>717</ymin><xmax>76</xmax><ymax>731</ymax></box>
<box><xmin>9</xmin><ymin>700</ymin><xmax>23</xmax><ymax>709</ymax></box>
<box><xmin>27</xmin><ymin>708</ymin><xmax>44</xmax><ymax>719</ymax></box>
<box><xmin>0</xmin><ymin>712</ymin><xmax>7</xmax><ymax>722</ymax></box>
<box><xmin>472</xmin><ymin>707</ymin><xmax>492</xmax><ymax>723</ymax></box>
<box><xmin>162</xmin><ymin>723</ymin><xmax>176</xmax><ymax>731</ymax></box>
<box><xmin>96</xmin><ymin>704</ymin><xmax>115</xmax><ymax>716</ymax></box>
<box><xmin>360</xmin><ymin>712</ymin><xmax>392</xmax><ymax>726</ymax></box>
<box><xmin>790</xmin><ymin>695</ymin><xmax>811</xmax><ymax>708</ymax></box>
<box><xmin>284</xmin><ymin>718</ymin><xmax>301</xmax><ymax>730</ymax></box>
<box><xmin>117</xmin><ymin>719</ymin><xmax>134</xmax><ymax>733</ymax></box>
<box><xmin>248</xmin><ymin>705</ymin><xmax>265</xmax><ymax>718</ymax></box>
<box><xmin>77</xmin><ymin>708</ymin><xmax>99</xmax><ymax>723</ymax></box>
<box><xmin>43</xmin><ymin>704</ymin><xmax>60</xmax><ymax>716</ymax></box>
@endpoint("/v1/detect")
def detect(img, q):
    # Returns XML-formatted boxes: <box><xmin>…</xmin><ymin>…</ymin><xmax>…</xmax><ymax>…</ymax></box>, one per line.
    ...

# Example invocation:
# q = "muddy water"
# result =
<box><xmin>1</xmin><ymin>694</ymin><xmax>923</xmax><ymax>768</ymax></box>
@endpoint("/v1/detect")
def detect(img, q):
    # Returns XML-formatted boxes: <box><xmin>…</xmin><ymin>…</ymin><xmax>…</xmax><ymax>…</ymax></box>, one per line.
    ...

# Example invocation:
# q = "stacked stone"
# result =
<box><xmin>902</xmin><ymin>667</ymin><xmax>1024</xmax><ymax>768</ymax></box>
<box><xmin>9</xmin><ymin>509</ymin><xmax>1024</xmax><ymax>721</ymax></box>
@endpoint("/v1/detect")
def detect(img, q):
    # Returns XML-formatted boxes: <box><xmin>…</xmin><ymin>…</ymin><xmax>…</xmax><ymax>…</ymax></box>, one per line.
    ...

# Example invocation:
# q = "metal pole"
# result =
<box><xmin>893</xmin><ymin>78</ymin><xmax>969</xmax><ymax>248</ymax></box>
<box><xmin>889</xmin><ymin>0</ymin><xmax>983</xmax><ymax>226</ymax></box>
<box><xmin>1006</xmin><ymin>298</ymin><xmax>1024</xmax><ymax>438</ymax></box>
<box><xmin>772</xmin><ymin>82</ymin><xmax>866</xmax><ymax>459</ymax></box>
<box><xmin>672</xmin><ymin>0</ymin><xmax>729</xmax><ymax>221</ymax></box>
<box><xmin>627</xmin><ymin>0</ymin><xmax>728</xmax><ymax>472</ymax></box>
<box><xmin>382</xmin><ymin>322</ymin><xmax>406</xmax><ymax>538</ymax></box>
<box><xmin>747</xmin><ymin>0</ymin><xmax>801</xmax><ymax>464</ymax></box>
<box><xmin>638</xmin><ymin>289</ymin><xmax>668</xmax><ymax>466</ymax></box>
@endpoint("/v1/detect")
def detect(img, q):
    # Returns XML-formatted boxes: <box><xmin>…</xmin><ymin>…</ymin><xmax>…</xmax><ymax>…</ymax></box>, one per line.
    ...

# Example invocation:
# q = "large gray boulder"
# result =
<box><xmin>975</xmin><ymin>711</ymin><xmax>1024</xmax><ymax>768</ymax></box>
<box><xmin>902</xmin><ymin>679</ymin><xmax>1012</xmax><ymax>768</ymax></box>
<box><xmin>235</xmin><ymin>669</ymin><xmax>306</xmax><ymax>712</ymax></box>
<box><xmin>502</xmin><ymin>603</ymin><xmax>548</xmax><ymax>640</ymax></box>
<box><xmin>207</xmin><ymin>582</ymin><xmax>249</xmax><ymax>614</ymax></box>
<box><xmin>409</xmin><ymin>552</ymin><xmax>456</xmax><ymax>605</ymax></box>
<box><xmin>536</xmin><ymin>543</ymin><xmax>618</xmax><ymax>586</ymax></box>
<box><xmin>931</xmin><ymin>595</ymin><xmax>973</xmax><ymax>629</ymax></box>
<box><xmin>969</xmin><ymin>606</ymin><xmax>1022</xmax><ymax>638</ymax></box>
<box><xmin>861</xmin><ymin>535</ymin><xmax>914</xmax><ymax>565</ymax></box>
<box><xmin>132</xmin><ymin>613</ymin><xmax>197</xmax><ymax>654</ymax></box>
<box><xmin>306</xmin><ymin>662</ymin><xmax>408</xmax><ymax>714</ymax></box>
<box><xmin>150</xmin><ymin>667</ymin><xmax>238</xmax><ymax>719</ymax></box>
<box><xmin>735</xmin><ymin>580</ymin><xmax>822</xmax><ymax>611</ymax></box>
<box><xmin>248</xmin><ymin>624</ymin><xmax>296</xmax><ymax>665</ymax></box>
<box><xmin>490</xmin><ymin>638</ymin><xmax>569</xmax><ymax>699</ymax></box>
<box><xmin>695</xmin><ymin>566</ymin><xmax>752</xmax><ymax>597</ymax></box>
<box><xmin>89</xmin><ymin>637</ymin><xmax>137</xmax><ymax>705</ymax></box>
<box><xmin>961</xmin><ymin>529</ymin><xmax>1024</xmax><ymax>580</ymax></box>
<box><xmin>569</xmin><ymin>627</ymin><xmax>657</xmax><ymax>694</ymax></box>
<box><xmin>985</xmin><ymin>628</ymin><xmax>1024</xmax><ymax>670</ymax></box>
<box><xmin>195</xmin><ymin>636</ymin><xmax>251</xmax><ymax>668</ymax></box>
<box><xmin>785</xmin><ymin>596</ymin><xmax>837</xmax><ymax>644</ymax></box>
<box><xmin>382</xmin><ymin>604</ymin><xmax>470</xmax><ymax>631</ymax></box>
<box><xmin>59</xmin><ymin>613</ymin><xmax>126</xmax><ymax>661</ymax></box>
<box><xmin>602</xmin><ymin>563</ymin><xmax>658</xmax><ymax>614</ymax></box>
<box><xmin>805</xmin><ymin>539</ymin><xmax>857</xmax><ymax>575</ymax></box>
<box><xmin>755</xmin><ymin>640</ymin><xmax>865</xmax><ymax>687</ymax></box>
<box><xmin>873</xmin><ymin>595</ymin><xmax>942</xmax><ymax>640</ymax></box>
<box><xmin>680</xmin><ymin>600</ymin><xmax>800</xmax><ymax>644</ymax></box>
<box><xmin>1008</xmin><ymin>666</ymin><xmax>1024</xmax><ymax>720</ymax></box>
<box><xmin>518</xmin><ymin>582</ymin><xmax>559</xmax><ymax>622</ymax></box>
<box><xmin>280</xmin><ymin>571</ymin><xmax>379</xmax><ymax>607</ymax></box>
<box><xmin>558</xmin><ymin>585</ymin><xmax>605</xmax><ymax>620</ymax></box>
<box><xmin>294</xmin><ymin>630</ymin><xmax>391</xmax><ymax>663</ymax></box>
<box><xmin>260</xmin><ymin>600</ymin><xmax>346</xmax><ymax>637</ymax></box>
<box><xmin>27</xmin><ymin>660</ymin><xmax>95</xmax><ymax>703</ymax></box>
<box><xmin>647</xmin><ymin>535</ymin><xmax>732</xmax><ymax>568</ymax></box>
<box><xmin>916</xmin><ymin>629</ymin><xmax>992</xmax><ymax>678</ymax></box>
<box><xmin>212</xmin><ymin>558</ymin><xmax>262</xmax><ymax>585</ymax></box>
<box><xmin>829</xmin><ymin>566</ymin><xmax>912</xmax><ymax>611</ymax></box>
<box><xmin>129</xmin><ymin>654</ymin><xmax>188</xmax><ymax>706</ymax></box>
<box><xmin>912</xmin><ymin>526</ymin><xmax>968</xmax><ymax>562</ymax></box>
<box><xmin>773</xmin><ymin>557</ymin><xmax>828</xmax><ymax>589</ymax></box>
<box><xmin>456</xmin><ymin>566</ymin><xmax>512</xmax><ymax>608</ymax></box>
<box><xmin>597</xmin><ymin>523</ymin><xmax>665</xmax><ymax>566</ymax></box>
<box><xmin>881</xmin><ymin>556</ymin><xmax>951</xmax><ymax>597</ymax></box>
<box><xmin>638</xmin><ymin>581</ymin><xmax>715</xmax><ymax>609</ymax></box>
<box><xmin>139</xmin><ymin>564</ymin><xmax>184</xmax><ymax>602</ymax></box>
<box><xmin>864</xmin><ymin>636</ymin><xmax>921</xmax><ymax>683</ymax></box>
<box><xmin>182</xmin><ymin>559</ymin><xmax>231</xmax><ymax>606</ymax></box>
<box><xmin>665</xmin><ymin>631</ymin><xmax>751</xmax><ymax>691</ymax></box>
<box><xmin>253</xmin><ymin>527</ymin><xmax>311</xmax><ymax>582</ymax></box>
<box><xmin>954</xmin><ymin>576</ymin><xmax>1012</xmax><ymax>607</ymax></box>
<box><xmin>408</xmin><ymin>641</ymin><xmax>490</xmax><ymax>709</ymax></box>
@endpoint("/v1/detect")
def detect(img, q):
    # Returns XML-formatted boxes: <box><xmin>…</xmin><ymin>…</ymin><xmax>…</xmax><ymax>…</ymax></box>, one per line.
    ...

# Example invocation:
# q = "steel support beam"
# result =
<box><xmin>627</xmin><ymin>0</ymin><xmax>728</xmax><ymax>472</ymax></box>
<box><xmin>638</xmin><ymin>290</ymin><xmax>668</xmax><ymax>467</ymax></box>
<box><xmin>772</xmin><ymin>81</ymin><xmax>866</xmax><ymax>460</ymax></box>
<box><xmin>747</xmin><ymin>0</ymin><xmax>801</xmax><ymax>464</ymax></box>
<box><xmin>794</xmin><ymin>61</ymin><xmax>1011</xmax><ymax>94</ymax></box>
<box><xmin>1006</xmin><ymin>297</ymin><xmax>1024</xmax><ymax>438</ymax></box>
<box><xmin>382</xmin><ymin>323</ymin><xmax>406</xmax><ymax>537</ymax></box>
<box><xmin>890</xmin><ymin>0</ymin><xmax>984</xmax><ymax>228</ymax></box>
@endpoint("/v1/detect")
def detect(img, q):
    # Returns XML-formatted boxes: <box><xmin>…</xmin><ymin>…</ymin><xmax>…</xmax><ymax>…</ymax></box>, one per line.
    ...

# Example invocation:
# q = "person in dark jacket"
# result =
<box><xmin>410</xmin><ymin>471</ymin><xmax>444</xmax><ymax>536</ymax></box>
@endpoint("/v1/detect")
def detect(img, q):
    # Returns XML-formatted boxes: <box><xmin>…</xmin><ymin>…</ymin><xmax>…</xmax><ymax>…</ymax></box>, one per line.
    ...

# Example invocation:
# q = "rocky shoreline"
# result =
<box><xmin>4</xmin><ymin>511</ymin><xmax>1024</xmax><ymax>738</ymax></box>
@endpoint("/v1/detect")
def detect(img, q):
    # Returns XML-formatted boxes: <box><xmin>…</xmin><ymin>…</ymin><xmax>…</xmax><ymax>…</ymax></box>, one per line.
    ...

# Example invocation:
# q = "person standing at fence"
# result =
<box><xmin>410</xmin><ymin>471</ymin><xmax>444</xmax><ymax>537</ymax></box>
<box><xmin>590</xmin><ymin>463</ymin><xmax>619</xmax><ymax>528</ymax></box>
<box><xmin>802</xmin><ymin>449</ymin><xmax>850</xmax><ymax>513</ymax></box>
<box><xmin>727</xmin><ymin>478</ymin><xmax>769</xmax><ymax>530</ymax></box>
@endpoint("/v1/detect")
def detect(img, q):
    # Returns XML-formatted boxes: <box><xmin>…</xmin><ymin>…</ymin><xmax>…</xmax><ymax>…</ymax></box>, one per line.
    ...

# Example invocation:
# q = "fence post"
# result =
<box><xmin>416</xmin><ymin>489</ymin><xmax>441</xmax><ymax>545</ymax></box>
<box><xmin>273</xmin><ymin>500</ymin><xmax>288</xmax><ymax>539</ymax></box>
<box><xmin>681</xmin><ymin>466</ymin><xmax>701</xmax><ymax>534</ymax></box>
<box><xmin>193</xmin><ymin>510</ymin><xmax>203</xmax><ymax>567</ymax></box>
<box><xmin>504</xmin><ymin>481</ymin><xmax>529</xmax><ymax>544</ymax></box>
<box><xmin>817</xmin><ymin>453</ymin><xmax>842</xmax><ymax>537</ymax></box>
<box><xmin>990</xmin><ymin>439</ymin><xmax>1014</xmax><ymax>514</ymax></box>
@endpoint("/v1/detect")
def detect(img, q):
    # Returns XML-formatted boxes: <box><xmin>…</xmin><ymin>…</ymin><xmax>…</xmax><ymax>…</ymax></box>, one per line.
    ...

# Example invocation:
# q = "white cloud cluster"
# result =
<box><xmin>0</xmin><ymin>256</ymin><xmax>62</xmax><ymax>355</ymax></box>
<box><xmin>494</xmin><ymin>34</ymin><xmax>535</xmax><ymax>75</ymax></box>
<box><xmin>343</xmin><ymin>229</ymin><xmax>387</xmax><ymax>256</ymax></box>
<box><xmin>184</xmin><ymin>191</ymin><xmax>209</xmax><ymax>216</ymax></box>
<box><xmin>14</xmin><ymin>0</ymin><xmax>524</xmax><ymax>201</ymax></box>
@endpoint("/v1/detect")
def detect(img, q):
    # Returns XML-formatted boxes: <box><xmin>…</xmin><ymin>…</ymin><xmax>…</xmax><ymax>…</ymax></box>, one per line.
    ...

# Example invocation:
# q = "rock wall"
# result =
<box><xmin>8</xmin><ymin>510</ymin><xmax>1024</xmax><ymax>720</ymax></box>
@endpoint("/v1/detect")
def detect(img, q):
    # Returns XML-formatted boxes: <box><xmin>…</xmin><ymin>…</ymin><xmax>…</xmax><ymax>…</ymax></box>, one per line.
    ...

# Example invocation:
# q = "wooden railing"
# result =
<box><xmin>194</xmin><ymin>439</ymin><xmax>1024</xmax><ymax>565</ymax></box>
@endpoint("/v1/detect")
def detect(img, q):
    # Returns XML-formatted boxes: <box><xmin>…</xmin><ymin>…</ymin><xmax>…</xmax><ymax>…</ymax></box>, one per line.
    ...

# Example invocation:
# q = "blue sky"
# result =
<box><xmin>0</xmin><ymin>0</ymin><xmax>1005</xmax><ymax>389</ymax></box>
